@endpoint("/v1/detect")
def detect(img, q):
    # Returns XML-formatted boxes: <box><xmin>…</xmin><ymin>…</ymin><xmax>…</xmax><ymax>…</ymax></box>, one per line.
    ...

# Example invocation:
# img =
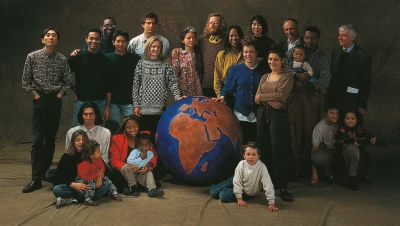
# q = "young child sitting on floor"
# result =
<box><xmin>77</xmin><ymin>140</ymin><xmax>122</xmax><ymax>206</ymax></box>
<box><xmin>126</xmin><ymin>131</ymin><xmax>164</xmax><ymax>198</ymax></box>
<box><xmin>210</xmin><ymin>142</ymin><xmax>278</xmax><ymax>212</ymax></box>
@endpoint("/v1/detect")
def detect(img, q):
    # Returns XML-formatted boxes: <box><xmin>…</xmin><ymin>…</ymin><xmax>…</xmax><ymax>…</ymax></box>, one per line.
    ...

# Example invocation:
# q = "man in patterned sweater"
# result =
<box><xmin>22</xmin><ymin>27</ymin><xmax>72</xmax><ymax>193</ymax></box>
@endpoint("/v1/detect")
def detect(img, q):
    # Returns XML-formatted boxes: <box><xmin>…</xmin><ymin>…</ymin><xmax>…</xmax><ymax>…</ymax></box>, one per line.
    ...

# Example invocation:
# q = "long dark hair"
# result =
<box><xmin>77</xmin><ymin>102</ymin><xmax>102</xmax><ymax>125</ymax></box>
<box><xmin>66</xmin><ymin>129</ymin><xmax>89</xmax><ymax>155</ymax></box>
<box><xmin>223</xmin><ymin>25</ymin><xmax>244</xmax><ymax>56</ymax></box>
<box><xmin>81</xmin><ymin>139</ymin><xmax>99</xmax><ymax>163</ymax></box>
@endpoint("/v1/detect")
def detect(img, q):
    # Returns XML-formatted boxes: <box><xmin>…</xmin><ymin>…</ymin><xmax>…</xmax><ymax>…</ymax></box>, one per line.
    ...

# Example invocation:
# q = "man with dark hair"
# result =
<box><xmin>310</xmin><ymin>106</ymin><xmax>339</xmax><ymax>185</ymax></box>
<box><xmin>22</xmin><ymin>27</ymin><xmax>72</xmax><ymax>193</ymax></box>
<box><xmin>66</xmin><ymin>102</ymin><xmax>111</xmax><ymax>165</ymax></box>
<box><xmin>198</xmin><ymin>13</ymin><xmax>227</xmax><ymax>97</ymax></box>
<box><xmin>127</xmin><ymin>13</ymin><xmax>169</xmax><ymax>57</ymax></box>
<box><xmin>285</xmin><ymin>26</ymin><xmax>331</xmax><ymax>179</ymax></box>
<box><xmin>105</xmin><ymin>30</ymin><xmax>140</xmax><ymax>133</ymax></box>
<box><xmin>68</xmin><ymin>28</ymin><xmax>112</xmax><ymax>127</ymax></box>
<box><xmin>279</xmin><ymin>18</ymin><xmax>303</xmax><ymax>52</ymax></box>
<box><xmin>328</xmin><ymin>24</ymin><xmax>371</xmax><ymax>114</ymax></box>
<box><xmin>71</xmin><ymin>17</ymin><xmax>117</xmax><ymax>56</ymax></box>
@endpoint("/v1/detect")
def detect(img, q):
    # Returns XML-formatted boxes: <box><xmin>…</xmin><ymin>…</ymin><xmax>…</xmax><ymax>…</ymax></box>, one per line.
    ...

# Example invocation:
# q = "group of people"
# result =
<box><xmin>21</xmin><ymin>12</ymin><xmax>374</xmax><ymax>210</ymax></box>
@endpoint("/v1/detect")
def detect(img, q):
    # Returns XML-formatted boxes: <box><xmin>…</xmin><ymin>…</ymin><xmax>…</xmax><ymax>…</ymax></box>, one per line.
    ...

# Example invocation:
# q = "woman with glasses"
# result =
<box><xmin>171</xmin><ymin>26</ymin><xmax>203</xmax><ymax>96</ymax></box>
<box><xmin>214</xmin><ymin>25</ymin><xmax>245</xmax><ymax>98</ymax></box>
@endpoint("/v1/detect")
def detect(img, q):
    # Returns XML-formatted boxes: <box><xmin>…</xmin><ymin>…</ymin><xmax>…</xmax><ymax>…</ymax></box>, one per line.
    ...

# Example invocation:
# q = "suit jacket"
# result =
<box><xmin>328</xmin><ymin>44</ymin><xmax>371</xmax><ymax>110</ymax></box>
<box><xmin>278</xmin><ymin>37</ymin><xmax>304</xmax><ymax>52</ymax></box>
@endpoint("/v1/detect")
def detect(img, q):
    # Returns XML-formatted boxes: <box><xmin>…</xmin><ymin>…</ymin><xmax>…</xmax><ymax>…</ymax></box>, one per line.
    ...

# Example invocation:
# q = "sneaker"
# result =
<box><xmin>130</xmin><ymin>185</ymin><xmax>140</xmax><ymax>196</ymax></box>
<box><xmin>22</xmin><ymin>180</ymin><xmax>42</xmax><ymax>193</ymax></box>
<box><xmin>360</xmin><ymin>176</ymin><xmax>371</xmax><ymax>184</ymax></box>
<box><xmin>111</xmin><ymin>194</ymin><xmax>123</xmax><ymax>202</ymax></box>
<box><xmin>56</xmin><ymin>197</ymin><xmax>77</xmax><ymax>209</ymax></box>
<box><xmin>148</xmin><ymin>188</ymin><xmax>164</xmax><ymax>198</ymax></box>
<box><xmin>84</xmin><ymin>199</ymin><xmax>99</xmax><ymax>206</ymax></box>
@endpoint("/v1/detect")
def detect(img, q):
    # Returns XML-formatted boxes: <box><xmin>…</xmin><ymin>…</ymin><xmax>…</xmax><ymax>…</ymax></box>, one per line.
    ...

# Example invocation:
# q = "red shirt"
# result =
<box><xmin>77</xmin><ymin>158</ymin><xmax>105</xmax><ymax>181</ymax></box>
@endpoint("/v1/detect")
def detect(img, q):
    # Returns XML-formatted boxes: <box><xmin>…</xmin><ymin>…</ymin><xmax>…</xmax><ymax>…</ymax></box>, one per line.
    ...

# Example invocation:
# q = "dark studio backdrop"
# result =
<box><xmin>0</xmin><ymin>0</ymin><xmax>399</xmax><ymax>144</ymax></box>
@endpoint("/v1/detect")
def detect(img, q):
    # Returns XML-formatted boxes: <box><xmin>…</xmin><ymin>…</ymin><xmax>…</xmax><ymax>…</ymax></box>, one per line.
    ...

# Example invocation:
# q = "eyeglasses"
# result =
<box><xmin>102</xmin><ymin>24</ymin><xmax>116</xmax><ymax>29</ymax></box>
<box><xmin>208</xmin><ymin>21</ymin><xmax>220</xmax><ymax>25</ymax></box>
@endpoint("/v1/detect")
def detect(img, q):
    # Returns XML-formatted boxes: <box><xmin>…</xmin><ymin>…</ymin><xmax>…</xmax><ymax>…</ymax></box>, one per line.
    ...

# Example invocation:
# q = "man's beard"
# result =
<box><xmin>206</xmin><ymin>28</ymin><xmax>222</xmax><ymax>36</ymax></box>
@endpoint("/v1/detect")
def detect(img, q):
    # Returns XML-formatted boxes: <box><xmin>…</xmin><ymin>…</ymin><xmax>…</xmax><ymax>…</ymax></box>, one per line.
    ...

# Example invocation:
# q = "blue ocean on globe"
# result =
<box><xmin>156</xmin><ymin>96</ymin><xmax>242</xmax><ymax>184</ymax></box>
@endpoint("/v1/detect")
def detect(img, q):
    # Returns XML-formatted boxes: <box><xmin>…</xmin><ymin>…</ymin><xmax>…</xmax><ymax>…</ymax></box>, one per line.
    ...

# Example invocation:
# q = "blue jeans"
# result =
<box><xmin>210</xmin><ymin>176</ymin><xmax>236</xmax><ymax>203</ymax></box>
<box><xmin>108</xmin><ymin>103</ymin><xmax>133</xmax><ymax>133</ymax></box>
<box><xmin>72</xmin><ymin>100</ymin><xmax>106</xmax><ymax>127</ymax></box>
<box><xmin>53</xmin><ymin>181</ymin><xmax>111</xmax><ymax>201</ymax></box>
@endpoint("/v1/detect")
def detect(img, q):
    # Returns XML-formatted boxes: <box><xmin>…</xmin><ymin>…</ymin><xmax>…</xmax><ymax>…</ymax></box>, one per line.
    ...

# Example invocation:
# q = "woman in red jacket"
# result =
<box><xmin>109</xmin><ymin>115</ymin><xmax>158</xmax><ymax>193</ymax></box>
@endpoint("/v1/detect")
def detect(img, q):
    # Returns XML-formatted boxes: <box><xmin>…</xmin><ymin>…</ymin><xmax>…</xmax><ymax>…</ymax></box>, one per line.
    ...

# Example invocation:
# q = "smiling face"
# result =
<box><xmin>268</xmin><ymin>53</ymin><xmax>284</xmax><ymax>71</ymax></box>
<box><xmin>42</xmin><ymin>30</ymin><xmax>58</xmax><ymax>47</ymax></box>
<box><xmin>101</xmin><ymin>18</ymin><xmax>116</xmax><ymax>37</ymax></box>
<box><xmin>344</xmin><ymin>112</ymin><xmax>357</xmax><ymax>128</ymax></box>
<box><xmin>251</xmin><ymin>20</ymin><xmax>263</xmax><ymax>37</ymax></box>
<box><xmin>112</xmin><ymin>35</ymin><xmax>128</xmax><ymax>53</ymax></box>
<box><xmin>283</xmin><ymin>20</ymin><xmax>298</xmax><ymax>41</ymax></box>
<box><xmin>228</xmin><ymin>28</ymin><xmax>240</xmax><ymax>47</ymax></box>
<box><xmin>338</xmin><ymin>29</ymin><xmax>355</xmax><ymax>49</ymax></box>
<box><xmin>243</xmin><ymin>45</ymin><xmax>257</xmax><ymax>64</ymax></box>
<box><xmin>149</xmin><ymin>40</ymin><xmax>161</xmax><ymax>59</ymax></box>
<box><xmin>304</xmin><ymin>31</ymin><xmax>319</xmax><ymax>51</ymax></box>
<box><xmin>86</xmin><ymin>32</ymin><xmax>101</xmax><ymax>52</ymax></box>
<box><xmin>125</xmin><ymin>119</ymin><xmax>139</xmax><ymax>139</ymax></box>
<box><xmin>243</xmin><ymin>147</ymin><xmax>260</xmax><ymax>165</ymax></box>
<box><xmin>326</xmin><ymin>109</ymin><xmax>339</xmax><ymax>124</ymax></box>
<box><xmin>293</xmin><ymin>47</ymin><xmax>305</xmax><ymax>62</ymax></box>
<box><xmin>74</xmin><ymin>134</ymin><xmax>85</xmax><ymax>152</ymax></box>
<box><xmin>182</xmin><ymin>32</ymin><xmax>196</xmax><ymax>49</ymax></box>
<box><xmin>207</xmin><ymin>16</ymin><xmax>221</xmax><ymax>35</ymax></box>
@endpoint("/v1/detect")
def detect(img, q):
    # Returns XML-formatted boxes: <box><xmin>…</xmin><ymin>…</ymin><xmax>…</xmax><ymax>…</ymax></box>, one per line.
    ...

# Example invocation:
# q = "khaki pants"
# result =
<box><xmin>121</xmin><ymin>164</ymin><xmax>156</xmax><ymax>190</ymax></box>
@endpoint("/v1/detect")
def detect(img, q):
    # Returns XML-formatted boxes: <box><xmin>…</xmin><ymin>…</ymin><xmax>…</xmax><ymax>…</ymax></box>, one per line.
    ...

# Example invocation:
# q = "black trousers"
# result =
<box><xmin>31</xmin><ymin>93</ymin><xmax>62</xmax><ymax>180</ymax></box>
<box><xmin>257</xmin><ymin>106</ymin><xmax>290</xmax><ymax>190</ymax></box>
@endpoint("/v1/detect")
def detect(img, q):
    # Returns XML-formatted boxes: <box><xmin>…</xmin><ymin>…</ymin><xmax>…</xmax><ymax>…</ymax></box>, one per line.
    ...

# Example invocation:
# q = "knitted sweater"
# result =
<box><xmin>132</xmin><ymin>59</ymin><xmax>181</xmax><ymax>115</ymax></box>
<box><xmin>198</xmin><ymin>34</ymin><xmax>225</xmax><ymax>88</ymax></box>
<box><xmin>233</xmin><ymin>160</ymin><xmax>275</xmax><ymax>204</ymax></box>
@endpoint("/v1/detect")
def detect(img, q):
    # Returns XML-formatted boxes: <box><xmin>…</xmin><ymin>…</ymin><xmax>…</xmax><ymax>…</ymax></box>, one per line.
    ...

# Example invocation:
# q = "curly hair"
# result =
<box><xmin>340</xmin><ymin>109</ymin><xmax>365</xmax><ymax>127</ymax></box>
<box><xmin>81</xmin><ymin>139</ymin><xmax>100</xmax><ymax>163</ymax></box>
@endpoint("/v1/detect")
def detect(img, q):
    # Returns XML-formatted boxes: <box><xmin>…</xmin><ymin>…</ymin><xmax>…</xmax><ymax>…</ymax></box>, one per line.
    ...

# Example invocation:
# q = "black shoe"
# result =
<box><xmin>22</xmin><ymin>180</ymin><xmax>42</xmax><ymax>193</ymax></box>
<box><xmin>148</xmin><ymin>188</ymin><xmax>164</xmax><ymax>198</ymax></box>
<box><xmin>360</xmin><ymin>176</ymin><xmax>371</xmax><ymax>184</ymax></box>
<box><xmin>156</xmin><ymin>181</ymin><xmax>163</xmax><ymax>189</ymax></box>
<box><xmin>347</xmin><ymin>176</ymin><xmax>358</xmax><ymax>191</ymax></box>
<box><xmin>84</xmin><ymin>199</ymin><xmax>99</xmax><ymax>206</ymax></box>
<box><xmin>130</xmin><ymin>185</ymin><xmax>140</xmax><ymax>196</ymax></box>
<box><xmin>326</xmin><ymin>175</ymin><xmax>334</xmax><ymax>185</ymax></box>
<box><xmin>279</xmin><ymin>189</ymin><xmax>293</xmax><ymax>202</ymax></box>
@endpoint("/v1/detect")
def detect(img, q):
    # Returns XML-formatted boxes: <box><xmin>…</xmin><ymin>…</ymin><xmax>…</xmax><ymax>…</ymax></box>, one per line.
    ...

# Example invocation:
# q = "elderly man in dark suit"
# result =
<box><xmin>328</xmin><ymin>24</ymin><xmax>371</xmax><ymax>114</ymax></box>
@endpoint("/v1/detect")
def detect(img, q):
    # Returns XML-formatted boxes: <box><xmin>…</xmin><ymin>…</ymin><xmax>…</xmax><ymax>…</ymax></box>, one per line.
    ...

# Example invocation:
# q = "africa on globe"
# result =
<box><xmin>156</xmin><ymin>96</ymin><xmax>243</xmax><ymax>184</ymax></box>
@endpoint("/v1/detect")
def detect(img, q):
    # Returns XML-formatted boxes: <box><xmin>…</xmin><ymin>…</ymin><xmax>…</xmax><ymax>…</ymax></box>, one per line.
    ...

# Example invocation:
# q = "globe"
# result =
<box><xmin>156</xmin><ymin>96</ymin><xmax>243</xmax><ymax>184</ymax></box>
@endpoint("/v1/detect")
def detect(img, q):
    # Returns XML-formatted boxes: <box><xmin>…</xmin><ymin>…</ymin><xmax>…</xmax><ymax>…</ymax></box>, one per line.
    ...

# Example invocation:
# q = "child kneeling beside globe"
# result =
<box><xmin>210</xmin><ymin>142</ymin><xmax>278</xmax><ymax>212</ymax></box>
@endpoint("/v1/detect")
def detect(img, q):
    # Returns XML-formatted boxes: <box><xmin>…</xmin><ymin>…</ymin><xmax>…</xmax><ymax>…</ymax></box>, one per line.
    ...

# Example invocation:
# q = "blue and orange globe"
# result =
<box><xmin>156</xmin><ymin>96</ymin><xmax>243</xmax><ymax>184</ymax></box>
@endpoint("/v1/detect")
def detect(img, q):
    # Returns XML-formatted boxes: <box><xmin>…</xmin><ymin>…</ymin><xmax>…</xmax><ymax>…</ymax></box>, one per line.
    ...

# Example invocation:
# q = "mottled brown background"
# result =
<box><xmin>0</xmin><ymin>0</ymin><xmax>399</xmax><ymax>144</ymax></box>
